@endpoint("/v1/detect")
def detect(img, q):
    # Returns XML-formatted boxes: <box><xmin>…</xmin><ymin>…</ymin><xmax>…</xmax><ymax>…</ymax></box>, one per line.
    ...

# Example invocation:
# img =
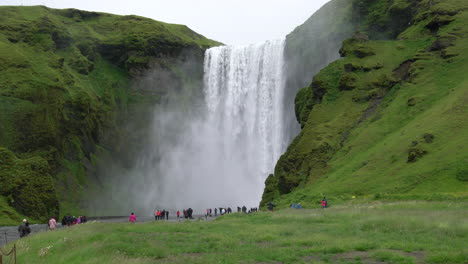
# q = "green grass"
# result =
<box><xmin>0</xmin><ymin>6</ymin><xmax>219</xmax><ymax>224</ymax></box>
<box><xmin>4</xmin><ymin>201</ymin><xmax>467</xmax><ymax>263</ymax></box>
<box><xmin>0</xmin><ymin>196</ymin><xmax>28</xmax><ymax>226</ymax></box>
<box><xmin>263</xmin><ymin>0</ymin><xmax>468</xmax><ymax>207</ymax></box>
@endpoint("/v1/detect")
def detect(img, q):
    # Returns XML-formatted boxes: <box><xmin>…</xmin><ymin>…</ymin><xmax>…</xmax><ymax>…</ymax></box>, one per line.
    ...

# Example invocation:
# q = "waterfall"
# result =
<box><xmin>90</xmin><ymin>40</ymin><xmax>289</xmax><ymax>214</ymax></box>
<box><xmin>154</xmin><ymin>40</ymin><xmax>287</xmax><ymax>209</ymax></box>
<box><xmin>203</xmin><ymin>40</ymin><xmax>286</xmax><ymax>185</ymax></box>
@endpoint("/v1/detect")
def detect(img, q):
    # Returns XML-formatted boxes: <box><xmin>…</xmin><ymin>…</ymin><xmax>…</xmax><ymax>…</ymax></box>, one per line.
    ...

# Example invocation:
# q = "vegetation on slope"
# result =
<box><xmin>0</xmin><ymin>5</ymin><xmax>218</xmax><ymax>224</ymax></box>
<box><xmin>262</xmin><ymin>0</ymin><xmax>468</xmax><ymax>207</ymax></box>
<box><xmin>5</xmin><ymin>201</ymin><xmax>467</xmax><ymax>263</ymax></box>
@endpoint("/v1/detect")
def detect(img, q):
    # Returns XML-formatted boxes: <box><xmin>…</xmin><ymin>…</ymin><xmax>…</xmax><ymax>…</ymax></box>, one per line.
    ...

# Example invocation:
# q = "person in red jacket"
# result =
<box><xmin>321</xmin><ymin>197</ymin><xmax>328</xmax><ymax>208</ymax></box>
<box><xmin>176</xmin><ymin>210</ymin><xmax>180</xmax><ymax>218</ymax></box>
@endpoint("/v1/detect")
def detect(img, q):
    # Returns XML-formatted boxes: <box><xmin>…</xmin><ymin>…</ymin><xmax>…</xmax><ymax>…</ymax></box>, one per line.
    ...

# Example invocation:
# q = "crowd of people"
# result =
<box><xmin>154</xmin><ymin>210</ymin><xmax>170</xmax><ymax>220</ymax></box>
<box><xmin>291</xmin><ymin>197</ymin><xmax>328</xmax><ymax>209</ymax></box>
<box><xmin>16</xmin><ymin>199</ymin><xmax>331</xmax><ymax>239</ymax></box>
<box><xmin>61</xmin><ymin>214</ymin><xmax>88</xmax><ymax>226</ymax></box>
<box><xmin>127</xmin><ymin>205</ymin><xmax>265</xmax><ymax>223</ymax></box>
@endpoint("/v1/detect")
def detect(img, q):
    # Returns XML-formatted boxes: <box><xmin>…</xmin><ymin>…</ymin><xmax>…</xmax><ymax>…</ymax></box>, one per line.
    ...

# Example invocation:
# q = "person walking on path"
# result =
<box><xmin>177</xmin><ymin>210</ymin><xmax>180</xmax><ymax>219</ymax></box>
<box><xmin>321</xmin><ymin>197</ymin><xmax>327</xmax><ymax>208</ymax></box>
<box><xmin>48</xmin><ymin>217</ymin><xmax>57</xmax><ymax>230</ymax></box>
<box><xmin>18</xmin><ymin>219</ymin><xmax>31</xmax><ymax>238</ymax></box>
<box><xmin>129</xmin><ymin>212</ymin><xmax>137</xmax><ymax>223</ymax></box>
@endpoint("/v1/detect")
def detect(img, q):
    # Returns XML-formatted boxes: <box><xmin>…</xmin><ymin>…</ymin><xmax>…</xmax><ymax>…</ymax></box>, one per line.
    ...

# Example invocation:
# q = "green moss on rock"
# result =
<box><xmin>0</xmin><ymin>148</ymin><xmax>58</xmax><ymax>221</ymax></box>
<box><xmin>0</xmin><ymin>6</ymin><xmax>219</xmax><ymax>223</ymax></box>
<box><xmin>262</xmin><ymin>0</ymin><xmax>468</xmax><ymax>207</ymax></box>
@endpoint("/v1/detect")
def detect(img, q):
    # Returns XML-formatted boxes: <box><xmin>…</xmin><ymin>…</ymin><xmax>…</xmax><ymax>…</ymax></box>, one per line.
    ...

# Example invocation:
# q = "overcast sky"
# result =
<box><xmin>1</xmin><ymin>0</ymin><xmax>330</xmax><ymax>45</ymax></box>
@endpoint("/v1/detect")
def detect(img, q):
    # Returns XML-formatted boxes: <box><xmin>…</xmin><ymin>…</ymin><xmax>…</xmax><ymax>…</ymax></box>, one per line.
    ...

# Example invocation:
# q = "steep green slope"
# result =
<box><xmin>282</xmin><ymin>0</ymin><xmax>357</xmax><ymax>141</ymax></box>
<box><xmin>0</xmin><ymin>6</ymin><xmax>218</xmax><ymax>224</ymax></box>
<box><xmin>263</xmin><ymin>0</ymin><xmax>468</xmax><ymax>207</ymax></box>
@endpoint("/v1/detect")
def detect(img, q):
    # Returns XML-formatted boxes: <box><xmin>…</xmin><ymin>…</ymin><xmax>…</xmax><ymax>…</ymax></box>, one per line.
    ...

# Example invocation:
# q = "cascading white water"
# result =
<box><xmin>91</xmin><ymin>40</ymin><xmax>289</xmax><ymax>214</ymax></box>
<box><xmin>153</xmin><ymin>40</ymin><xmax>288</xmax><ymax>209</ymax></box>
<box><xmin>203</xmin><ymin>40</ymin><xmax>286</xmax><ymax>186</ymax></box>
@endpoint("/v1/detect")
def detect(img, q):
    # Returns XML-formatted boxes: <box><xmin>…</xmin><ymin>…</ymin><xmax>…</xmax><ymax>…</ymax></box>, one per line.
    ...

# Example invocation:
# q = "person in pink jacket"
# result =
<box><xmin>48</xmin><ymin>217</ymin><xmax>57</xmax><ymax>230</ymax></box>
<box><xmin>129</xmin><ymin>212</ymin><xmax>137</xmax><ymax>223</ymax></box>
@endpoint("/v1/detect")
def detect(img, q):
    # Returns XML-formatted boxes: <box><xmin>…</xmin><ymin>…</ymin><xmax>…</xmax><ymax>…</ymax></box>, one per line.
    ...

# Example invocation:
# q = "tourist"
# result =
<box><xmin>48</xmin><ymin>217</ymin><xmax>57</xmax><ymax>230</ymax></box>
<box><xmin>18</xmin><ymin>219</ymin><xmax>31</xmax><ymax>238</ymax></box>
<box><xmin>176</xmin><ymin>210</ymin><xmax>180</xmax><ymax>218</ymax></box>
<box><xmin>321</xmin><ymin>198</ymin><xmax>327</xmax><ymax>209</ymax></box>
<box><xmin>165</xmin><ymin>210</ymin><xmax>169</xmax><ymax>220</ymax></box>
<box><xmin>297</xmin><ymin>203</ymin><xmax>302</xmax><ymax>209</ymax></box>
<box><xmin>188</xmin><ymin>208</ymin><xmax>193</xmax><ymax>219</ymax></box>
<box><xmin>267</xmin><ymin>202</ymin><xmax>276</xmax><ymax>211</ymax></box>
<box><xmin>129</xmin><ymin>212</ymin><xmax>137</xmax><ymax>223</ymax></box>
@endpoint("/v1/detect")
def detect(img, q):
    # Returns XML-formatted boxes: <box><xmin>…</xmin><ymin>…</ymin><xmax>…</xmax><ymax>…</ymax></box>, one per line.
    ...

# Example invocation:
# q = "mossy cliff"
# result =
<box><xmin>0</xmin><ymin>6</ymin><xmax>218</xmax><ymax>224</ymax></box>
<box><xmin>262</xmin><ymin>0</ymin><xmax>468</xmax><ymax>207</ymax></box>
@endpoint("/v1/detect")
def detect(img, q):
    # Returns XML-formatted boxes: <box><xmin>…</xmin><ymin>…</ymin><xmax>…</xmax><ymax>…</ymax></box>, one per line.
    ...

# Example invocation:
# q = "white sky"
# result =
<box><xmin>1</xmin><ymin>0</ymin><xmax>330</xmax><ymax>45</ymax></box>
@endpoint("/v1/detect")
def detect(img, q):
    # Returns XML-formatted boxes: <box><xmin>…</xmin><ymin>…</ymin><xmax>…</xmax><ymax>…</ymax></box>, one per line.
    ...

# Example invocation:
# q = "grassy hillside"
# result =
<box><xmin>5</xmin><ymin>201</ymin><xmax>467</xmax><ymax>263</ymax></box>
<box><xmin>0</xmin><ymin>5</ymin><xmax>219</xmax><ymax>224</ymax></box>
<box><xmin>262</xmin><ymin>0</ymin><xmax>468</xmax><ymax>207</ymax></box>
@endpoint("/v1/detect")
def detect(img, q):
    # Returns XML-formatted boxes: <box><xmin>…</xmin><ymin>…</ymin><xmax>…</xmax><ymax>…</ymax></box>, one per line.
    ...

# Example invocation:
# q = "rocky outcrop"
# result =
<box><xmin>0</xmin><ymin>6</ymin><xmax>218</xmax><ymax>222</ymax></box>
<box><xmin>262</xmin><ymin>0</ymin><xmax>468</xmax><ymax>207</ymax></box>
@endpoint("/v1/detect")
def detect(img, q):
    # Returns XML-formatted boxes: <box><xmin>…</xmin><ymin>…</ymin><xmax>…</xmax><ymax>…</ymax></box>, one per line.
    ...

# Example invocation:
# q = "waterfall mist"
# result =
<box><xmin>89</xmin><ymin>40</ymin><xmax>292</xmax><ymax>215</ymax></box>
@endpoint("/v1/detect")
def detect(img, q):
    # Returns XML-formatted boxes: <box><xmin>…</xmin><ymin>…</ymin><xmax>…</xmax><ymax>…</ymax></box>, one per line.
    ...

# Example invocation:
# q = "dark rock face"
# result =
<box><xmin>407</xmin><ymin>147</ymin><xmax>428</xmax><ymax>162</ymax></box>
<box><xmin>0</xmin><ymin>6</ymin><xmax>218</xmax><ymax>222</ymax></box>
<box><xmin>423</xmin><ymin>133</ymin><xmax>434</xmax><ymax>143</ymax></box>
<box><xmin>0</xmin><ymin>148</ymin><xmax>59</xmax><ymax>221</ymax></box>
<box><xmin>428</xmin><ymin>36</ymin><xmax>456</xmax><ymax>51</ymax></box>
<box><xmin>261</xmin><ymin>0</ymin><xmax>468</xmax><ymax>207</ymax></box>
<box><xmin>339</xmin><ymin>73</ymin><xmax>358</xmax><ymax>90</ymax></box>
<box><xmin>426</xmin><ymin>15</ymin><xmax>455</xmax><ymax>33</ymax></box>
<box><xmin>353</xmin><ymin>46</ymin><xmax>376</xmax><ymax>58</ymax></box>
<box><xmin>393</xmin><ymin>60</ymin><xmax>415</xmax><ymax>81</ymax></box>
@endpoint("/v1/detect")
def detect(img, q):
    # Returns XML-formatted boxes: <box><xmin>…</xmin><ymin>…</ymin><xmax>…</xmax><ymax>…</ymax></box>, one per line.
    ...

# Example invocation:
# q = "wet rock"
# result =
<box><xmin>423</xmin><ymin>133</ymin><xmax>434</xmax><ymax>143</ymax></box>
<box><xmin>426</xmin><ymin>15</ymin><xmax>455</xmax><ymax>33</ymax></box>
<box><xmin>456</xmin><ymin>170</ymin><xmax>468</xmax><ymax>182</ymax></box>
<box><xmin>428</xmin><ymin>36</ymin><xmax>456</xmax><ymax>51</ymax></box>
<box><xmin>344</xmin><ymin>63</ymin><xmax>361</xmax><ymax>72</ymax></box>
<box><xmin>407</xmin><ymin>97</ymin><xmax>418</xmax><ymax>106</ymax></box>
<box><xmin>339</xmin><ymin>73</ymin><xmax>357</xmax><ymax>91</ymax></box>
<box><xmin>393</xmin><ymin>59</ymin><xmax>415</xmax><ymax>81</ymax></box>
<box><xmin>407</xmin><ymin>147</ymin><xmax>427</xmax><ymax>162</ymax></box>
<box><xmin>354</xmin><ymin>46</ymin><xmax>375</xmax><ymax>58</ymax></box>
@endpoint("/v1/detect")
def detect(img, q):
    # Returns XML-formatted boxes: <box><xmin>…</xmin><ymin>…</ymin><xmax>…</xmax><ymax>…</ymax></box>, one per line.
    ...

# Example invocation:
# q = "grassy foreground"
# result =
<box><xmin>4</xmin><ymin>201</ymin><xmax>467</xmax><ymax>264</ymax></box>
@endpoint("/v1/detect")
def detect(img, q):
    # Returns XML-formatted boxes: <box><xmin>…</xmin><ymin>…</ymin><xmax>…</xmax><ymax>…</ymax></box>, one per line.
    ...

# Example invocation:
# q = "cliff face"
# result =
<box><xmin>0</xmin><ymin>6</ymin><xmax>218</xmax><ymax>224</ymax></box>
<box><xmin>262</xmin><ymin>0</ymin><xmax>468</xmax><ymax>207</ymax></box>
